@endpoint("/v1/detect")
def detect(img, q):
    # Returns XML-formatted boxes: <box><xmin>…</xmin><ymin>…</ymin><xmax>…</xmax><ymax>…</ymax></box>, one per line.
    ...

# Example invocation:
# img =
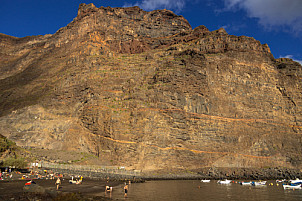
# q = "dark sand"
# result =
<box><xmin>0</xmin><ymin>178</ymin><xmax>124</xmax><ymax>200</ymax></box>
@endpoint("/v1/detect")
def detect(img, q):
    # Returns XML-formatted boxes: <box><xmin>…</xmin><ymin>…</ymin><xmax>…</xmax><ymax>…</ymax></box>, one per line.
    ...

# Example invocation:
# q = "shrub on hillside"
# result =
<box><xmin>0</xmin><ymin>135</ymin><xmax>16</xmax><ymax>152</ymax></box>
<box><xmin>3</xmin><ymin>157</ymin><xmax>28</xmax><ymax>169</ymax></box>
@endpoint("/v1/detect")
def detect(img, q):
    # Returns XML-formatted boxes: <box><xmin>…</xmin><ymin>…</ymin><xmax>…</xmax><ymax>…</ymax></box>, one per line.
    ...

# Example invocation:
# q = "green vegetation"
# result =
<box><xmin>0</xmin><ymin>134</ymin><xmax>16</xmax><ymax>152</ymax></box>
<box><xmin>2</xmin><ymin>157</ymin><xmax>28</xmax><ymax>169</ymax></box>
<box><xmin>1</xmin><ymin>135</ymin><xmax>31</xmax><ymax>168</ymax></box>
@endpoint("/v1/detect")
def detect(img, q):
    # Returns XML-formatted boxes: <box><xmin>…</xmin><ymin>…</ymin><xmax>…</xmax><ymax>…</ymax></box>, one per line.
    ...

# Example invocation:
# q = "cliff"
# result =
<box><xmin>0</xmin><ymin>3</ymin><xmax>301</xmax><ymax>172</ymax></box>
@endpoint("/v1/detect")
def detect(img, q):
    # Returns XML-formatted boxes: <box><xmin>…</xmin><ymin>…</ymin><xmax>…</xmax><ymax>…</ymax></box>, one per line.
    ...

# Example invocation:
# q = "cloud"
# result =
<box><xmin>283</xmin><ymin>55</ymin><xmax>302</xmax><ymax>65</ymax></box>
<box><xmin>124</xmin><ymin>0</ymin><xmax>185</xmax><ymax>12</ymax></box>
<box><xmin>223</xmin><ymin>0</ymin><xmax>302</xmax><ymax>33</ymax></box>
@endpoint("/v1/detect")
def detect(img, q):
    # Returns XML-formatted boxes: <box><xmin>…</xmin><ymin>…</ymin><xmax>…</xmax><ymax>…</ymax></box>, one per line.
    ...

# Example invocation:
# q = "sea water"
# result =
<box><xmin>106</xmin><ymin>180</ymin><xmax>302</xmax><ymax>201</ymax></box>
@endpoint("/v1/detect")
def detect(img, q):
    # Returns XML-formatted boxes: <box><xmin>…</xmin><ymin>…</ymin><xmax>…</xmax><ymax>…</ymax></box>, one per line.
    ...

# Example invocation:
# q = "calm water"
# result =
<box><xmin>105</xmin><ymin>180</ymin><xmax>302</xmax><ymax>201</ymax></box>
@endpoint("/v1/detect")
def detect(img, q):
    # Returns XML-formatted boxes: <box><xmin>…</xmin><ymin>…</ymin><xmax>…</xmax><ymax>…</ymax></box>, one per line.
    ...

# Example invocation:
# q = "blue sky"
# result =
<box><xmin>1</xmin><ymin>0</ymin><xmax>301</xmax><ymax>64</ymax></box>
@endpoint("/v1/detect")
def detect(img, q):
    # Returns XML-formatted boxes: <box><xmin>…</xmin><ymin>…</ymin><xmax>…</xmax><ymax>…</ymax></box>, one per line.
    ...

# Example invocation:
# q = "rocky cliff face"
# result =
<box><xmin>0</xmin><ymin>3</ymin><xmax>301</xmax><ymax>172</ymax></box>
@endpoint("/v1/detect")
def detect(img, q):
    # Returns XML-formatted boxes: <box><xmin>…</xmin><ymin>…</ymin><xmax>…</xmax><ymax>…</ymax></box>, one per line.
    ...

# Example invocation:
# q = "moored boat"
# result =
<box><xmin>239</xmin><ymin>181</ymin><xmax>252</xmax><ymax>185</ymax></box>
<box><xmin>289</xmin><ymin>178</ymin><xmax>302</xmax><ymax>185</ymax></box>
<box><xmin>217</xmin><ymin>179</ymin><xmax>232</xmax><ymax>184</ymax></box>
<box><xmin>252</xmin><ymin>181</ymin><xmax>267</xmax><ymax>186</ymax></box>
<box><xmin>201</xmin><ymin>179</ymin><xmax>210</xmax><ymax>183</ymax></box>
<box><xmin>283</xmin><ymin>184</ymin><xmax>302</xmax><ymax>189</ymax></box>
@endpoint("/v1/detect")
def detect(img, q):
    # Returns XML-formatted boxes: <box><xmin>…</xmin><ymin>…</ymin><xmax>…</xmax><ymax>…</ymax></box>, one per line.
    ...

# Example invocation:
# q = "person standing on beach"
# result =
<box><xmin>124</xmin><ymin>184</ymin><xmax>129</xmax><ymax>197</ymax></box>
<box><xmin>105</xmin><ymin>185</ymin><xmax>111</xmax><ymax>192</ymax></box>
<box><xmin>55</xmin><ymin>178</ymin><xmax>61</xmax><ymax>190</ymax></box>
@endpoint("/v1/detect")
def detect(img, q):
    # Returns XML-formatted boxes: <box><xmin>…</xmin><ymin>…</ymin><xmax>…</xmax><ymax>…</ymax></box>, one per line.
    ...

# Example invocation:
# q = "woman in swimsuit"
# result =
<box><xmin>55</xmin><ymin>178</ymin><xmax>61</xmax><ymax>190</ymax></box>
<box><xmin>124</xmin><ymin>184</ymin><xmax>128</xmax><ymax>197</ymax></box>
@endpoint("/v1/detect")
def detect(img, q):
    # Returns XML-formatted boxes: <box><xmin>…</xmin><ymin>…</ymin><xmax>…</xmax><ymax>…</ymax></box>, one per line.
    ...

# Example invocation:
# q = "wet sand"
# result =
<box><xmin>0</xmin><ymin>178</ymin><xmax>123</xmax><ymax>200</ymax></box>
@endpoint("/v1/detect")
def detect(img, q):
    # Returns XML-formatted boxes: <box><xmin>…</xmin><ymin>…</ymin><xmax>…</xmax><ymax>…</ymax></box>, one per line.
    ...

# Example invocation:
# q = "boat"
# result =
<box><xmin>289</xmin><ymin>178</ymin><xmax>302</xmax><ymax>185</ymax></box>
<box><xmin>201</xmin><ymin>180</ymin><xmax>211</xmax><ymax>183</ymax></box>
<box><xmin>276</xmin><ymin>179</ymin><xmax>286</xmax><ymax>183</ymax></box>
<box><xmin>252</xmin><ymin>181</ymin><xmax>267</xmax><ymax>186</ymax></box>
<box><xmin>239</xmin><ymin>181</ymin><xmax>252</xmax><ymax>185</ymax></box>
<box><xmin>283</xmin><ymin>184</ymin><xmax>302</xmax><ymax>189</ymax></box>
<box><xmin>217</xmin><ymin>179</ymin><xmax>232</xmax><ymax>184</ymax></box>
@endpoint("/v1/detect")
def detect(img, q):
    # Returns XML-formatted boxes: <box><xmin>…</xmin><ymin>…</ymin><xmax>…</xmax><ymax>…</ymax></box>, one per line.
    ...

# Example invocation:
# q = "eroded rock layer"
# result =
<box><xmin>0</xmin><ymin>3</ymin><xmax>301</xmax><ymax>171</ymax></box>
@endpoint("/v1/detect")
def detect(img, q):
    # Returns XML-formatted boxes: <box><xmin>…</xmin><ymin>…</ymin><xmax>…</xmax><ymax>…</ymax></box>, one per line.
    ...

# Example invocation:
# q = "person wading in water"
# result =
<box><xmin>124</xmin><ymin>184</ymin><xmax>129</xmax><ymax>197</ymax></box>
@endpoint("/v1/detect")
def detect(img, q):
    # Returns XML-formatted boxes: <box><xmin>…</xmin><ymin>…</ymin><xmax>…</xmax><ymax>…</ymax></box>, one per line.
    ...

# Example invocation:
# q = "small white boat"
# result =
<box><xmin>217</xmin><ymin>179</ymin><xmax>232</xmax><ymax>184</ymax></box>
<box><xmin>252</xmin><ymin>181</ymin><xmax>267</xmax><ymax>186</ymax></box>
<box><xmin>201</xmin><ymin>180</ymin><xmax>210</xmax><ymax>183</ymax></box>
<box><xmin>240</xmin><ymin>181</ymin><xmax>252</xmax><ymax>185</ymax></box>
<box><xmin>276</xmin><ymin>179</ymin><xmax>286</xmax><ymax>183</ymax></box>
<box><xmin>283</xmin><ymin>184</ymin><xmax>302</xmax><ymax>189</ymax></box>
<box><xmin>289</xmin><ymin>178</ymin><xmax>302</xmax><ymax>184</ymax></box>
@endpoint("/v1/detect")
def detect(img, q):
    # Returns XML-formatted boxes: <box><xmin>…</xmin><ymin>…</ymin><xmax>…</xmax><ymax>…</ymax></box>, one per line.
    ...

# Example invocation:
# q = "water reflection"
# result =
<box><xmin>109</xmin><ymin>180</ymin><xmax>302</xmax><ymax>201</ymax></box>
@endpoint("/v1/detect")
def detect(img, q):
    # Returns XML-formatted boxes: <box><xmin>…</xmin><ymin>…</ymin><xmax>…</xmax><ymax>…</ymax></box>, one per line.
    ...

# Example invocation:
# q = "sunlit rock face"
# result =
<box><xmin>0</xmin><ymin>3</ymin><xmax>301</xmax><ymax>171</ymax></box>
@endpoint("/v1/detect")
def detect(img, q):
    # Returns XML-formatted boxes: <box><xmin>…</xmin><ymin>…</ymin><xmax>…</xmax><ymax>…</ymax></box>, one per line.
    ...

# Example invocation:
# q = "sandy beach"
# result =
<box><xmin>0</xmin><ymin>177</ymin><xmax>125</xmax><ymax>200</ymax></box>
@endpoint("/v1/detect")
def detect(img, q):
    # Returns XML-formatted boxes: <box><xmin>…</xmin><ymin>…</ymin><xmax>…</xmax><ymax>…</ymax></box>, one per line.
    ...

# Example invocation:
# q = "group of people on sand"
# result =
<box><xmin>1</xmin><ymin>168</ymin><xmax>63</xmax><ymax>181</ymax></box>
<box><xmin>69</xmin><ymin>175</ymin><xmax>83</xmax><ymax>185</ymax></box>
<box><xmin>105</xmin><ymin>179</ymin><xmax>131</xmax><ymax>197</ymax></box>
<box><xmin>22</xmin><ymin>172</ymin><xmax>133</xmax><ymax>196</ymax></box>
<box><xmin>23</xmin><ymin>175</ymin><xmax>83</xmax><ymax>190</ymax></box>
<box><xmin>55</xmin><ymin>175</ymin><xmax>83</xmax><ymax>190</ymax></box>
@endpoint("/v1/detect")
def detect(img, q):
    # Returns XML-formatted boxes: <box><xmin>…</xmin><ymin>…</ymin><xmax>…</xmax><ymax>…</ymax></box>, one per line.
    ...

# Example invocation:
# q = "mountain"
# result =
<box><xmin>0</xmin><ymin>3</ymin><xmax>301</xmax><ymax>172</ymax></box>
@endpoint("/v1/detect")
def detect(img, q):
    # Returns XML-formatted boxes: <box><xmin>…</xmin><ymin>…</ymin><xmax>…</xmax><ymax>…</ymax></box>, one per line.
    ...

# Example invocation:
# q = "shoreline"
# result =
<box><xmin>1</xmin><ymin>167</ymin><xmax>301</xmax><ymax>200</ymax></box>
<box><xmin>141</xmin><ymin>167</ymin><xmax>302</xmax><ymax>180</ymax></box>
<box><xmin>42</xmin><ymin>166</ymin><xmax>301</xmax><ymax>180</ymax></box>
<box><xmin>1</xmin><ymin>166</ymin><xmax>301</xmax><ymax>181</ymax></box>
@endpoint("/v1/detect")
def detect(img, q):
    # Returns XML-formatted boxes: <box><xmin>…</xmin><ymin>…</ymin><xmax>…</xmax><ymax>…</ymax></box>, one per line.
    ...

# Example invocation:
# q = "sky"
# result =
<box><xmin>1</xmin><ymin>0</ymin><xmax>301</xmax><ymax>64</ymax></box>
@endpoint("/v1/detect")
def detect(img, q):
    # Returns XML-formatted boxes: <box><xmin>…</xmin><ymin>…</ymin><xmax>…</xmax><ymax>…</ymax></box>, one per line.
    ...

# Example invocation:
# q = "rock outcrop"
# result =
<box><xmin>0</xmin><ymin>3</ymin><xmax>301</xmax><ymax>172</ymax></box>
